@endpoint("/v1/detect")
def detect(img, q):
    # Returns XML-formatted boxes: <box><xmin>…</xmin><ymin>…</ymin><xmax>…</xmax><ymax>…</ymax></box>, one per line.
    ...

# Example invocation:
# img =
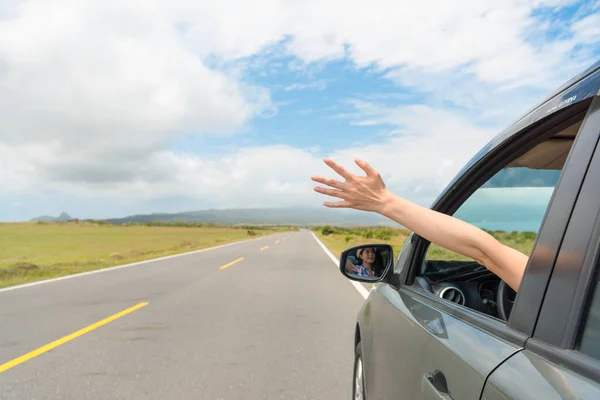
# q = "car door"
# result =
<box><xmin>481</xmin><ymin>96</ymin><xmax>600</xmax><ymax>399</ymax></box>
<box><xmin>363</xmin><ymin>98</ymin><xmax>600</xmax><ymax>400</ymax></box>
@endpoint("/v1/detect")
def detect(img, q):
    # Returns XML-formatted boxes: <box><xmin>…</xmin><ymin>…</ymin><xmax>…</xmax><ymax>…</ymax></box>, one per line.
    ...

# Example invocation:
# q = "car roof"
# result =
<box><xmin>437</xmin><ymin>58</ymin><xmax>600</xmax><ymax>204</ymax></box>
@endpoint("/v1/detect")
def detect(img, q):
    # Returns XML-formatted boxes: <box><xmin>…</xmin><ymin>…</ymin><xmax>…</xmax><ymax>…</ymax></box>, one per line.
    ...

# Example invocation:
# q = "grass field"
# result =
<box><xmin>314</xmin><ymin>225</ymin><xmax>536</xmax><ymax>260</ymax></box>
<box><xmin>0</xmin><ymin>222</ymin><xmax>289</xmax><ymax>288</ymax></box>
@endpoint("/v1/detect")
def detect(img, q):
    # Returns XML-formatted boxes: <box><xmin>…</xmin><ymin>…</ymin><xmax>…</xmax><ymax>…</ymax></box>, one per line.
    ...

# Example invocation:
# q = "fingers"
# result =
<box><xmin>313</xmin><ymin>186</ymin><xmax>347</xmax><ymax>199</ymax></box>
<box><xmin>323</xmin><ymin>158</ymin><xmax>357</xmax><ymax>182</ymax></box>
<box><xmin>354</xmin><ymin>158</ymin><xmax>378</xmax><ymax>178</ymax></box>
<box><xmin>323</xmin><ymin>200</ymin><xmax>352</xmax><ymax>208</ymax></box>
<box><xmin>310</xmin><ymin>175</ymin><xmax>347</xmax><ymax>189</ymax></box>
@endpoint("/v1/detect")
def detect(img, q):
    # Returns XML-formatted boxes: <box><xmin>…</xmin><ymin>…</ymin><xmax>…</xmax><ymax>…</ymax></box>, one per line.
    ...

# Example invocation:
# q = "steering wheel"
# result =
<box><xmin>496</xmin><ymin>280</ymin><xmax>517</xmax><ymax>322</ymax></box>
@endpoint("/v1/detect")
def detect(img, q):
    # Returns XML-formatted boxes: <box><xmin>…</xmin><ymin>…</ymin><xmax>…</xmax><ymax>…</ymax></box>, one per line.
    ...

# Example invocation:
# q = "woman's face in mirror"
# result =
<box><xmin>360</xmin><ymin>247</ymin><xmax>376</xmax><ymax>264</ymax></box>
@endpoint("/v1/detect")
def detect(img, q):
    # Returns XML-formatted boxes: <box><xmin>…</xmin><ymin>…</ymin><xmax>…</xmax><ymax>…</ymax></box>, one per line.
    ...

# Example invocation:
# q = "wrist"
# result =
<box><xmin>376</xmin><ymin>190</ymin><xmax>397</xmax><ymax>215</ymax></box>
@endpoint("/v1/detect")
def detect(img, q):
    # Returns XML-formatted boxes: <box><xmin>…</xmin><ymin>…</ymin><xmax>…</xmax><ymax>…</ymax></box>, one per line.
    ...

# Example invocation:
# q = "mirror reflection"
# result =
<box><xmin>343</xmin><ymin>245</ymin><xmax>391</xmax><ymax>281</ymax></box>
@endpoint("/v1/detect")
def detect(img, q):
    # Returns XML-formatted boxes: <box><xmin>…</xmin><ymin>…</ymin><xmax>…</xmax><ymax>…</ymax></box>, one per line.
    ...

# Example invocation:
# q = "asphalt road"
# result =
<box><xmin>0</xmin><ymin>230</ymin><xmax>367</xmax><ymax>399</ymax></box>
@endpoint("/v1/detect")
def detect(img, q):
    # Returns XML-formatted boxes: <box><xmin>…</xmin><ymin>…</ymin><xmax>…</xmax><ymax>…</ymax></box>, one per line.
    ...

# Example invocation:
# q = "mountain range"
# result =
<box><xmin>102</xmin><ymin>207</ymin><xmax>396</xmax><ymax>227</ymax></box>
<box><xmin>29</xmin><ymin>205</ymin><xmax>541</xmax><ymax>231</ymax></box>
<box><xmin>31</xmin><ymin>212</ymin><xmax>73</xmax><ymax>222</ymax></box>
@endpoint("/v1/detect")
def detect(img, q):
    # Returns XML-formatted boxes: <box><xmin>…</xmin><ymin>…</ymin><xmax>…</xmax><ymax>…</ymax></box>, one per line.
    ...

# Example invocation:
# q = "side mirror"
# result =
<box><xmin>339</xmin><ymin>244</ymin><xmax>394</xmax><ymax>283</ymax></box>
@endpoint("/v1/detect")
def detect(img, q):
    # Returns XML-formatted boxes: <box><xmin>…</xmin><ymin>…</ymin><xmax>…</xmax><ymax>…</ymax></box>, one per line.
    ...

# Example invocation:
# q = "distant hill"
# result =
<box><xmin>31</xmin><ymin>212</ymin><xmax>72</xmax><ymax>222</ymax></box>
<box><xmin>104</xmin><ymin>207</ymin><xmax>397</xmax><ymax>227</ymax></box>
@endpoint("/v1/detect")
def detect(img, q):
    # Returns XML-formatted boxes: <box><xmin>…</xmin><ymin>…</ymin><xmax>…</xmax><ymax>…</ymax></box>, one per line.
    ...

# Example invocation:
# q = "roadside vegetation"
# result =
<box><xmin>1</xmin><ymin>221</ymin><xmax>295</xmax><ymax>288</ymax></box>
<box><xmin>313</xmin><ymin>225</ymin><xmax>537</xmax><ymax>260</ymax></box>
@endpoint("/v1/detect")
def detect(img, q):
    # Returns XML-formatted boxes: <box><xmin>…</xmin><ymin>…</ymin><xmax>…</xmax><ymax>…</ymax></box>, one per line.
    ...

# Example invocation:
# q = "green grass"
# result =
<box><xmin>314</xmin><ymin>225</ymin><xmax>536</xmax><ymax>261</ymax></box>
<box><xmin>0</xmin><ymin>221</ymin><xmax>290</xmax><ymax>288</ymax></box>
<box><xmin>315</xmin><ymin>226</ymin><xmax>412</xmax><ymax>258</ymax></box>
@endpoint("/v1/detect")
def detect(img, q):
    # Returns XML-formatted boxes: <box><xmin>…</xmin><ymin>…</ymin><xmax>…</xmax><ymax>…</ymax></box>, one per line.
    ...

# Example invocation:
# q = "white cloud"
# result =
<box><xmin>1</xmin><ymin>102</ymin><xmax>495</xmax><ymax>212</ymax></box>
<box><xmin>573</xmin><ymin>13</ymin><xmax>600</xmax><ymax>44</ymax></box>
<box><xmin>211</xmin><ymin>0</ymin><xmax>590</xmax><ymax>88</ymax></box>
<box><xmin>1</xmin><ymin>0</ymin><xmax>599</xmax><ymax>216</ymax></box>
<box><xmin>284</xmin><ymin>80</ymin><xmax>327</xmax><ymax>91</ymax></box>
<box><xmin>327</xmin><ymin>103</ymin><xmax>497</xmax><ymax>202</ymax></box>
<box><xmin>0</xmin><ymin>0</ymin><xmax>268</xmax><ymax>170</ymax></box>
<box><xmin>1</xmin><ymin>143</ymin><xmax>329</xmax><ymax>207</ymax></box>
<box><xmin>150</xmin><ymin>0</ymin><xmax>596</xmax><ymax>89</ymax></box>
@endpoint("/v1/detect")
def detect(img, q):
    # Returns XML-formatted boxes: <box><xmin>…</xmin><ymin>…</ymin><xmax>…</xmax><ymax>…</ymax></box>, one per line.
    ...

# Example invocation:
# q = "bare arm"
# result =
<box><xmin>345</xmin><ymin>259</ymin><xmax>358</xmax><ymax>274</ymax></box>
<box><xmin>379</xmin><ymin>192</ymin><xmax>527</xmax><ymax>291</ymax></box>
<box><xmin>311</xmin><ymin>158</ymin><xmax>528</xmax><ymax>292</ymax></box>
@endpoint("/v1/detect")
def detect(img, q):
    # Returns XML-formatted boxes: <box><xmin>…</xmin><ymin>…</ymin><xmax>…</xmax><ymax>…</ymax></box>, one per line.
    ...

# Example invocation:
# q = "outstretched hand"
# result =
<box><xmin>311</xmin><ymin>158</ymin><xmax>391</xmax><ymax>213</ymax></box>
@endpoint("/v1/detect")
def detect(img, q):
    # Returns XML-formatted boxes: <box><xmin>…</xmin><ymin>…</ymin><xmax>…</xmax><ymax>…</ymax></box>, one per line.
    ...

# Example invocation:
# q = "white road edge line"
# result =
<box><xmin>0</xmin><ymin>234</ymin><xmax>276</xmax><ymax>293</ymax></box>
<box><xmin>310</xmin><ymin>231</ymin><xmax>369</xmax><ymax>299</ymax></box>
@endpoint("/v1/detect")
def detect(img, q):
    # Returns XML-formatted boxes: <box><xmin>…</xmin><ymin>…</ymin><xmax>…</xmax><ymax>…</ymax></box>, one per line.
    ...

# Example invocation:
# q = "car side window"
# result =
<box><xmin>413</xmin><ymin>119</ymin><xmax>582</xmax><ymax>321</ymax></box>
<box><xmin>425</xmin><ymin>166</ymin><xmax>560</xmax><ymax>262</ymax></box>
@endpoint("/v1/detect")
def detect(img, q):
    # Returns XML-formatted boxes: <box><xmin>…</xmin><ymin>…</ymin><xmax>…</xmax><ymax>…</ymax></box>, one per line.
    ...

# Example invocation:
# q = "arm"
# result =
<box><xmin>311</xmin><ymin>158</ymin><xmax>528</xmax><ymax>292</ymax></box>
<box><xmin>345</xmin><ymin>259</ymin><xmax>358</xmax><ymax>274</ymax></box>
<box><xmin>379</xmin><ymin>192</ymin><xmax>527</xmax><ymax>291</ymax></box>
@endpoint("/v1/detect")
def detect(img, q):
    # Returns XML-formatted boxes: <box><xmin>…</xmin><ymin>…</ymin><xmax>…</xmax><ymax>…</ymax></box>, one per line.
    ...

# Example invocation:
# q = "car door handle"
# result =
<box><xmin>422</xmin><ymin>371</ymin><xmax>453</xmax><ymax>400</ymax></box>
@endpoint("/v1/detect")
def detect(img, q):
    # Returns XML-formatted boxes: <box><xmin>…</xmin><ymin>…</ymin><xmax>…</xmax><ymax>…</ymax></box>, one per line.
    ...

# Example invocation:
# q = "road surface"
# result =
<box><xmin>0</xmin><ymin>230</ymin><xmax>367</xmax><ymax>399</ymax></box>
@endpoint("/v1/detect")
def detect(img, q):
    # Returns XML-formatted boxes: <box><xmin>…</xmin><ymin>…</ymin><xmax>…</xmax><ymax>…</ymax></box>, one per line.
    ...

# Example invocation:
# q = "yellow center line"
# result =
<box><xmin>0</xmin><ymin>302</ymin><xmax>148</xmax><ymax>374</ymax></box>
<box><xmin>219</xmin><ymin>257</ymin><xmax>244</xmax><ymax>270</ymax></box>
<box><xmin>260</xmin><ymin>245</ymin><xmax>269</xmax><ymax>251</ymax></box>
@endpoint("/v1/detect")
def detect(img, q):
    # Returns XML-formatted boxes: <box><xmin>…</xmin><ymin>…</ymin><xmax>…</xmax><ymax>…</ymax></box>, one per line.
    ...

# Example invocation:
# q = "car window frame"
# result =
<box><xmin>526</xmin><ymin>95</ymin><xmax>600</xmax><ymax>384</ymax></box>
<box><xmin>534</xmin><ymin>96</ymin><xmax>600</xmax><ymax>348</ymax></box>
<box><xmin>396</xmin><ymin>97</ymin><xmax>598</xmax><ymax>345</ymax></box>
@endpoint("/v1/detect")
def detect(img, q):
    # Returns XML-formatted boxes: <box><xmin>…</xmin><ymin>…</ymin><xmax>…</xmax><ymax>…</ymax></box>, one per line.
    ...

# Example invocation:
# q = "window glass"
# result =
<box><xmin>426</xmin><ymin>167</ymin><xmax>561</xmax><ymax>262</ymax></box>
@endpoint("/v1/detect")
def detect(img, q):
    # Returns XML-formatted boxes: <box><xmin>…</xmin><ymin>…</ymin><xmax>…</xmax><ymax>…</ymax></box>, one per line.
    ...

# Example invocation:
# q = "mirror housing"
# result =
<box><xmin>339</xmin><ymin>244</ymin><xmax>394</xmax><ymax>283</ymax></box>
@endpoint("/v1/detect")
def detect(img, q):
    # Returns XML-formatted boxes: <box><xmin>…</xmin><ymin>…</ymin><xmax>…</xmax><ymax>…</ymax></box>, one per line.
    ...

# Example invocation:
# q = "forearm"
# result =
<box><xmin>378</xmin><ymin>192</ymin><xmax>496</xmax><ymax>265</ymax></box>
<box><xmin>345</xmin><ymin>260</ymin><xmax>356</xmax><ymax>273</ymax></box>
<box><xmin>377</xmin><ymin>191</ymin><xmax>527</xmax><ymax>290</ymax></box>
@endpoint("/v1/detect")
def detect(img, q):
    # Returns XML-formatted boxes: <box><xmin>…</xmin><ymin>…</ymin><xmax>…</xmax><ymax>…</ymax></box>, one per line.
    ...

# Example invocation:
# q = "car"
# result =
<box><xmin>338</xmin><ymin>59</ymin><xmax>600</xmax><ymax>400</ymax></box>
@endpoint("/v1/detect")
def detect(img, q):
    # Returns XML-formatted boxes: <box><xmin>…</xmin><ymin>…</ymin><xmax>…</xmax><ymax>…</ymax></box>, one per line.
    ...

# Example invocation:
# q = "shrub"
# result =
<box><xmin>321</xmin><ymin>225</ymin><xmax>333</xmax><ymax>235</ymax></box>
<box><xmin>489</xmin><ymin>231</ymin><xmax>504</xmax><ymax>240</ymax></box>
<box><xmin>345</xmin><ymin>235</ymin><xmax>353</xmax><ymax>243</ymax></box>
<box><xmin>247</xmin><ymin>230</ymin><xmax>257</xmax><ymax>236</ymax></box>
<box><xmin>374</xmin><ymin>227</ymin><xmax>394</xmax><ymax>240</ymax></box>
<box><xmin>522</xmin><ymin>231</ymin><xmax>537</xmax><ymax>240</ymax></box>
<box><xmin>375</xmin><ymin>232</ymin><xmax>392</xmax><ymax>240</ymax></box>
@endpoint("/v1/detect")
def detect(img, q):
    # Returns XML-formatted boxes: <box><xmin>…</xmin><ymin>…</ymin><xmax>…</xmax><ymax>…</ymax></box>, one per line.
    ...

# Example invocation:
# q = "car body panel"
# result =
<box><xmin>533</xmin><ymin>99</ymin><xmax>600</xmax><ymax>347</ymax></box>
<box><xmin>508</xmin><ymin>96</ymin><xmax>600</xmax><ymax>336</ymax></box>
<box><xmin>358</xmin><ymin>285</ymin><xmax>521</xmax><ymax>399</ymax></box>
<box><xmin>481</xmin><ymin>350</ymin><xmax>600</xmax><ymax>400</ymax></box>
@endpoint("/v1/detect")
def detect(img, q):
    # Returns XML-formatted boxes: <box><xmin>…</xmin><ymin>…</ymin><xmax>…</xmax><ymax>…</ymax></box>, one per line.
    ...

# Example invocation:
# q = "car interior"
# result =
<box><xmin>411</xmin><ymin>118</ymin><xmax>583</xmax><ymax>322</ymax></box>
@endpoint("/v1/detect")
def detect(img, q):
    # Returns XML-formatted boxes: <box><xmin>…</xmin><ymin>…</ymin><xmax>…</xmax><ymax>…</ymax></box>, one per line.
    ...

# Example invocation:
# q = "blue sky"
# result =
<box><xmin>1</xmin><ymin>0</ymin><xmax>599</xmax><ymax>222</ymax></box>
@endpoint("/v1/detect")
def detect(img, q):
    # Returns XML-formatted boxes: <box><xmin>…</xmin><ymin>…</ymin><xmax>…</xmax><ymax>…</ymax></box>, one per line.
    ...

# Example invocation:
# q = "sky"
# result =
<box><xmin>1</xmin><ymin>0</ymin><xmax>600</xmax><ymax>222</ymax></box>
